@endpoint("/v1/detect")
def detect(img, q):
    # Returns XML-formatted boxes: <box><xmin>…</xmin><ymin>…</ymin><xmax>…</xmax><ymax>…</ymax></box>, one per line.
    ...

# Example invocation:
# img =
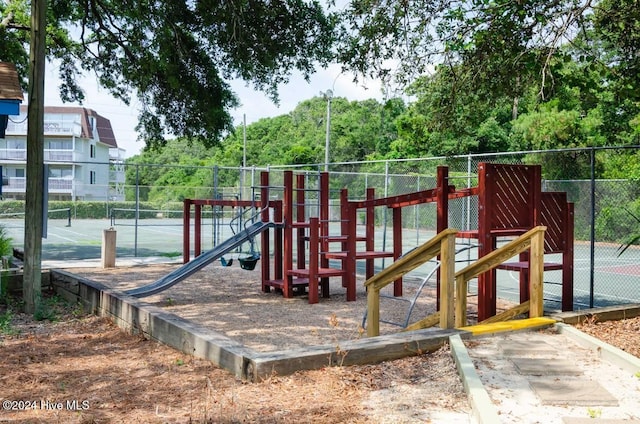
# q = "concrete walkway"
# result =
<box><xmin>453</xmin><ymin>324</ymin><xmax>640</xmax><ymax>423</ymax></box>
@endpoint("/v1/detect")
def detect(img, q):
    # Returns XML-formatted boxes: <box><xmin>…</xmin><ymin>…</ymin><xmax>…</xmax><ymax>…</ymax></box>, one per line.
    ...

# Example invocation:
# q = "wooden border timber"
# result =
<box><xmin>364</xmin><ymin>228</ymin><xmax>458</xmax><ymax>336</ymax></box>
<box><xmin>454</xmin><ymin>226</ymin><xmax>546</xmax><ymax>327</ymax></box>
<box><xmin>48</xmin><ymin>269</ymin><xmax>467</xmax><ymax>382</ymax></box>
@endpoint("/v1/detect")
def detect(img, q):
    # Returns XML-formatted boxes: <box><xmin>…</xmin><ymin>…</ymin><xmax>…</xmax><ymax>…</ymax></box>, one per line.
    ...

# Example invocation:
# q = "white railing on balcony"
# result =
<box><xmin>0</xmin><ymin>149</ymin><xmax>27</xmax><ymax>160</ymax></box>
<box><xmin>0</xmin><ymin>149</ymin><xmax>76</xmax><ymax>162</ymax></box>
<box><xmin>3</xmin><ymin>177</ymin><xmax>72</xmax><ymax>192</ymax></box>
<box><xmin>45</xmin><ymin>150</ymin><xmax>74</xmax><ymax>162</ymax></box>
<box><xmin>48</xmin><ymin>178</ymin><xmax>73</xmax><ymax>191</ymax></box>
<box><xmin>109</xmin><ymin>170</ymin><xmax>126</xmax><ymax>183</ymax></box>
<box><xmin>6</xmin><ymin>118</ymin><xmax>82</xmax><ymax>137</ymax></box>
<box><xmin>2</xmin><ymin>178</ymin><xmax>111</xmax><ymax>200</ymax></box>
<box><xmin>4</xmin><ymin>177</ymin><xmax>26</xmax><ymax>190</ymax></box>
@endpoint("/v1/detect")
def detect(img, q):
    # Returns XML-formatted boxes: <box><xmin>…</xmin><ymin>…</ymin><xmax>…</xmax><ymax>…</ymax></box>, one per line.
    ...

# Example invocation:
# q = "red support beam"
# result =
<box><xmin>260</xmin><ymin>171</ymin><xmax>271</xmax><ymax>292</ymax></box>
<box><xmin>194</xmin><ymin>203</ymin><xmax>202</xmax><ymax>257</ymax></box>
<box><xmin>393</xmin><ymin>206</ymin><xmax>403</xmax><ymax>296</ymax></box>
<box><xmin>183</xmin><ymin>199</ymin><xmax>191</xmax><ymax>264</ymax></box>
<box><xmin>436</xmin><ymin>166</ymin><xmax>448</xmax><ymax>310</ymax></box>
<box><xmin>345</xmin><ymin>203</ymin><xmax>357</xmax><ymax>301</ymax></box>
<box><xmin>296</xmin><ymin>174</ymin><xmax>306</xmax><ymax>270</ymax></box>
<box><xmin>308</xmin><ymin>217</ymin><xmax>320</xmax><ymax>304</ymax></box>
<box><xmin>365</xmin><ymin>187</ymin><xmax>375</xmax><ymax>278</ymax></box>
<box><xmin>283</xmin><ymin>171</ymin><xmax>294</xmax><ymax>298</ymax></box>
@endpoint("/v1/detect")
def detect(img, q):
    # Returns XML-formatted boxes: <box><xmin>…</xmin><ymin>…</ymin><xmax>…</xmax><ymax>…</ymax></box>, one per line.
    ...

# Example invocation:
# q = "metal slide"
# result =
<box><xmin>125</xmin><ymin>221</ymin><xmax>277</xmax><ymax>298</ymax></box>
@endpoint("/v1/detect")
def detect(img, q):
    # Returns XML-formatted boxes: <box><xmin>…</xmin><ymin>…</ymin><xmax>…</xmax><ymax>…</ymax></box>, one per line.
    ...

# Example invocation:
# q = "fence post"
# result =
<box><xmin>529</xmin><ymin>227</ymin><xmax>546</xmax><ymax>317</ymax></box>
<box><xmin>589</xmin><ymin>147</ymin><xmax>596</xmax><ymax>308</ymax></box>
<box><xmin>439</xmin><ymin>232</ymin><xmax>456</xmax><ymax>329</ymax></box>
<box><xmin>134</xmin><ymin>164</ymin><xmax>139</xmax><ymax>257</ymax></box>
<box><xmin>101</xmin><ymin>228</ymin><xmax>117</xmax><ymax>268</ymax></box>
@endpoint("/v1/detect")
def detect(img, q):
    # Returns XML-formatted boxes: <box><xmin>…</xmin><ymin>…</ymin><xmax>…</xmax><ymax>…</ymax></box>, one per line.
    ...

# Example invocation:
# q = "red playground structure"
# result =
<box><xmin>181</xmin><ymin>163</ymin><xmax>574</xmax><ymax>322</ymax></box>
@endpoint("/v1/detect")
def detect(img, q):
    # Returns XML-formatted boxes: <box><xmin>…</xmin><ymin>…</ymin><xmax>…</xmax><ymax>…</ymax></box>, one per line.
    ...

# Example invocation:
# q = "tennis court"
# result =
<box><xmin>2</xmin><ymin>215</ymin><xmax>639</xmax><ymax>311</ymax></box>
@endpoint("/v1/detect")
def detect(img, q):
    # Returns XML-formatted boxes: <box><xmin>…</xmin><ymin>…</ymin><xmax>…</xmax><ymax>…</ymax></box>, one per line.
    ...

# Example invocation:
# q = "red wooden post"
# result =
<box><xmin>436</xmin><ymin>166</ymin><xmax>449</xmax><ymax>310</ymax></box>
<box><xmin>320</xmin><ymin>172</ymin><xmax>330</xmax><ymax>292</ymax></box>
<box><xmin>340</xmin><ymin>188</ymin><xmax>349</xmax><ymax>287</ymax></box>
<box><xmin>274</xmin><ymin>200</ymin><xmax>283</xmax><ymax>281</ymax></box>
<box><xmin>345</xmin><ymin>202</ymin><xmax>357</xmax><ymax>301</ymax></box>
<box><xmin>393</xmin><ymin>206</ymin><xmax>403</xmax><ymax>297</ymax></box>
<box><xmin>477</xmin><ymin>163</ymin><xmax>495</xmax><ymax>320</ymax></box>
<box><xmin>183</xmin><ymin>199</ymin><xmax>191</xmax><ymax>264</ymax></box>
<box><xmin>260</xmin><ymin>171</ymin><xmax>271</xmax><ymax>292</ymax></box>
<box><xmin>308</xmin><ymin>217</ymin><xmax>320</xmax><ymax>304</ymax></box>
<box><xmin>283</xmin><ymin>171</ymin><xmax>294</xmax><ymax>298</ymax></box>
<box><xmin>296</xmin><ymin>173</ymin><xmax>306</xmax><ymax>269</ymax></box>
<box><xmin>194</xmin><ymin>203</ymin><xmax>202</xmax><ymax>257</ymax></box>
<box><xmin>365</xmin><ymin>187</ymin><xmax>375</xmax><ymax>279</ymax></box>
<box><xmin>320</xmin><ymin>172</ymin><xmax>330</xmax><ymax>267</ymax></box>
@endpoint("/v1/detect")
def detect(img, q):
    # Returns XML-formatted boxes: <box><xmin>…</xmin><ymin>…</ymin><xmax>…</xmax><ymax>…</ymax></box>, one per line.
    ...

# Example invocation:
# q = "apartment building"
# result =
<box><xmin>1</xmin><ymin>105</ymin><xmax>125</xmax><ymax>201</ymax></box>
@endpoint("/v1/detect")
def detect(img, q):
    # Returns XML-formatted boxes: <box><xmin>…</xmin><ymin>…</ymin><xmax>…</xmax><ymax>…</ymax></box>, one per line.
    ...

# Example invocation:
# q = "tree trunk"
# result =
<box><xmin>23</xmin><ymin>0</ymin><xmax>46</xmax><ymax>314</ymax></box>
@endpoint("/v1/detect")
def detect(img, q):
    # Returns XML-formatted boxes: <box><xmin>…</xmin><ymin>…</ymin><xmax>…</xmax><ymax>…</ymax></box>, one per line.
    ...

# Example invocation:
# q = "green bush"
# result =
<box><xmin>0</xmin><ymin>225</ymin><xmax>12</xmax><ymax>258</ymax></box>
<box><xmin>0</xmin><ymin>200</ymin><xmax>179</xmax><ymax>220</ymax></box>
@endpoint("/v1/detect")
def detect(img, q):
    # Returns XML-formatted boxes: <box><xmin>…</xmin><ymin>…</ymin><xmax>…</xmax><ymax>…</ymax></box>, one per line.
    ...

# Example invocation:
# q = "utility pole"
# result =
<box><xmin>322</xmin><ymin>90</ymin><xmax>333</xmax><ymax>172</ymax></box>
<box><xmin>23</xmin><ymin>0</ymin><xmax>46</xmax><ymax>314</ymax></box>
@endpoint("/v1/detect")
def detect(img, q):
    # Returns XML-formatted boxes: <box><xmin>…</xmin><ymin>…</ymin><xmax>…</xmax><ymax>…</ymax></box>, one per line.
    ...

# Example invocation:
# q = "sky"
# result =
<box><xmin>43</xmin><ymin>63</ymin><xmax>386</xmax><ymax>158</ymax></box>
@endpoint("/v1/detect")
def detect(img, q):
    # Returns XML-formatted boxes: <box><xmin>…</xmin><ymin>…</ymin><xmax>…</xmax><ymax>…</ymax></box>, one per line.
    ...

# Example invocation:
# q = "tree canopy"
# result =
<box><xmin>337</xmin><ymin>0</ymin><xmax>640</xmax><ymax>99</ymax></box>
<box><xmin>2</xmin><ymin>0</ymin><xmax>639</xmax><ymax>157</ymax></box>
<box><xmin>1</xmin><ymin>0</ymin><xmax>336</xmax><ymax>149</ymax></box>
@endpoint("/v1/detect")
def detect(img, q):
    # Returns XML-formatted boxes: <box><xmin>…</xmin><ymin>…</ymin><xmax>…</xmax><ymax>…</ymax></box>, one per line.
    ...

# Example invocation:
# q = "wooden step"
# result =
<box><xmin>324</xmin><ymin>251</ymin><xmax>395</xmax><ymax>260</ymax></box>
<box><xmin>288</xmin><ymin>267</ymin><xmax>346</xmax><ymax>278</ymax></box>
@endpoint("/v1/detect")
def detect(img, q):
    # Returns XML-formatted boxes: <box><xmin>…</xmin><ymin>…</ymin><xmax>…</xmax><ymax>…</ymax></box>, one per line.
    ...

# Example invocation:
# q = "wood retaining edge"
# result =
<box><xmin>48</xmin><ymin>269</ymin><xmax>468</xmax><ymax>382</ymax></box>
<box><xmin>50</xmin><ymin>270</ymin><xmax>255</xmax><ymax>380</ymax></box>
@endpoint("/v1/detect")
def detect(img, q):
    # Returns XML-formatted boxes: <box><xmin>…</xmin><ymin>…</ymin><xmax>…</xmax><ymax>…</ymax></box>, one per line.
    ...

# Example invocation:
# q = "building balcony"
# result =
<box><xmin>1</xmin><ymin>177</ymin><xmax>110</xmax><ymax>201</ymax></box>
<box><xmin>2</xmin><ymin>177</ymin><xmax>73</xmax><ymax>192</ymax></box>
<box><xmin>109</xmin><ymin>170</ymin><xmax>126</xmax><ymax>183</ymax></box>
<box><xmin>6</xmin><ymin>120</ymin><xmax>82</xmax><ymax>137</ymax></box>
<box><xmin>0</xmin><ymin>149</ymin><xmax>76</xmax><ymax>162</ymax></box>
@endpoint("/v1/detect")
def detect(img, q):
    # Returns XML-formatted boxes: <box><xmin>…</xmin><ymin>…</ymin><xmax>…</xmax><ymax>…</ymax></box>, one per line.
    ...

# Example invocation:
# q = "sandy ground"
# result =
<box><xmin>69</xmin><ymin>261</ymin><xmax>466</xmax><ymax>352</ymax></box>
<box><xmin>1</xmin><ymin>262</ymin><xmax>638</xmax><ymax>423</ymax></box>
<box><xmin>466</xmin><ymin>328</ymin><xmax>640</xmax><ymax>423</ymax></box>
<box><xmin>0</xmin><ymin>303</ymin><xmax>471</xmax><ymax>423</ymax></box>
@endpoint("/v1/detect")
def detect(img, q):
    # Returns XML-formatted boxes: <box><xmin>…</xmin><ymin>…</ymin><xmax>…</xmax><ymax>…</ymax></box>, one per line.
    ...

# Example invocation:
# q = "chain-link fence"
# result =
<box><xmin>2</xmin><ymin>146</ymin><xmax>638</xmax><ymax>310</ymax></box>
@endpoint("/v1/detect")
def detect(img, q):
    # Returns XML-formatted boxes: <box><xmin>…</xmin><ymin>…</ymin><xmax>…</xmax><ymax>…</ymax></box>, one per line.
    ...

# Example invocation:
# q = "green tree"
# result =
<box><xmin>125</xmin><ymin>138</ymin><xmax>217</xmax><ymax>202</ymax></box>
<box><xmin>1</xmin><ymin>0</ymin><xmax>336</xmax><ymax>149</ymax></box>
<box><xmin>218</xmin><ymin>96</ymin><xmax>403</xmax><ymax>166</ymax></box>
<box><xmin>388</xmin><ymin>66</ymin><xmax>516</xmax><ymax>157</ymax></box>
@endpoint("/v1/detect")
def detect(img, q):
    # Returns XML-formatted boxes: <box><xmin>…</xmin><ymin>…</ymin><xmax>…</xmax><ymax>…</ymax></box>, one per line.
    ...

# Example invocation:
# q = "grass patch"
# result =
<box><xmin>0</xmin><ymin>308</ymin><xmax>17</xmax><ymax>335</ymax></box>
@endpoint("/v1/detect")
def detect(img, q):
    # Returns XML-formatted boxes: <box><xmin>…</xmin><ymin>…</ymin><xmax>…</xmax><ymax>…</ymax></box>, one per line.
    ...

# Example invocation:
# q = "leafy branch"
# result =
<box><xmin>617</xmin><ymin>207</ymin><xmax>640</xmax><ymax>257</ymax></box>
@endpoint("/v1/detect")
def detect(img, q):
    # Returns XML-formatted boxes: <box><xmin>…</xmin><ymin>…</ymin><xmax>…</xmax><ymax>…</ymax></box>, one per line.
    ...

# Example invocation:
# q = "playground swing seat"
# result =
<box><xmin>220</xmin><ymin>250</ymin><xmax>259</xmax><ymax>269</ymax></box>
<box><xmin>238</xmin><ymin>253</ymin><xmax>260</xmax><ymax>270</ymax></box>
<box><xmin>220</xmin><ymin>250</ymin><xmax>259</xmax><ymax>270</ymax></box>
<box><xmin>221</xmin><ymin>209</ymin><xmax>262</xmax><ymax>270</ymax></box>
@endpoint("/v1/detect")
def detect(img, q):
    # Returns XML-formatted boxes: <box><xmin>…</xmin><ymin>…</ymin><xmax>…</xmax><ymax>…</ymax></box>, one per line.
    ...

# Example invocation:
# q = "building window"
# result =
<box><xmin>48</xmin><ymin>167</ymin><xmax>73</xmax><ymax>178</ymax></box>
<box><xmin>46</xmin><ymin>139</ymin><xmax>72</xmax><ymax>150</ymax></box>
<box><xmin>90</xmin><ymin>171</ymin><xmax>96</xmax><ymax>185</ymax></box>
<box><xmin>8</xmin><ymin>140</ymin><xmax>25</xmax><ymax>149</ymax></box>
<box><xmin>90</xmin><ymin>144</ymin><xmax>96</xmax><ymax>158</ymax></box>
<box><xmin>15</xmin><ymin>169</ymin><xmax>25</xmax><ymax>178</ymax></box>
